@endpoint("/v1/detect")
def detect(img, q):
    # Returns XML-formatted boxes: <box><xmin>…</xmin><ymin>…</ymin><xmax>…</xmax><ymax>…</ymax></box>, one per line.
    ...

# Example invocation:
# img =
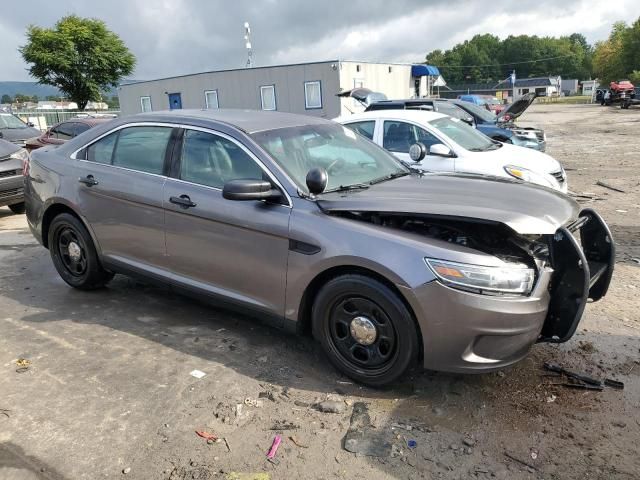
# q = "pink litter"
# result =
<box><xmin>266</xmin><ymin>434</ymin><xmax>282</xmax><ymax>459</ymax></box>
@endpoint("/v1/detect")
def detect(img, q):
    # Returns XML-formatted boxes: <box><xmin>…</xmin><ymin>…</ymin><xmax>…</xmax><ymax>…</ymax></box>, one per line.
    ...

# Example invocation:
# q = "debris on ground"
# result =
<box><xmin>269</xmin><ymin>420</ymin><xmax>299</xmax><ymax>430</ymax></box>
<box><xmin>596</xmin><ymin>180</ymin><xmax>626</xmax><ymax>193</ymax></box>
<box><xmin>544</xmin><ymin>362</ymin><xmax>603</xmax><ymax>389</ymax></box>
<box><xmin>343</xmin><ymin>402</ymin><xmax>391</xmax><ymax>457</ymax></box>
<box><xmin>504</xmin><ymin>451</ymin><xmax>537</xmax><ymax>470</ymax></box>
<box><xmin>0</xmin><ymin>409</ymin><xmax>10</xmax><ymax>418</ymax></box>
<box><xmin>314</xmin><ymin>400</ymin><xmax>345</xmax><ymax>414</ymax></box>
<box><xmin>226</xmin><ymin>473</ymin><xmax>270</xmax><ymax>480</ymax></box>
<box><xmin>288</xmin><ymin>436</ymin><xmax>308</xmax><ymax>448</ymax></box>
<box><xmin>195</xmin><ymin>430</ymin><xmax>218</xmax><ymax>442</ymax></box>
<box><xmin>122</xmin><ymin>467</ymin><xmax>131</xmax><ymax>474</ymax></box>
<box><xmin>266</xmin><ymin>435</ymin><xmax>281</xmax><ymax>463</ymax></box>
<box><xmin>604</xmin><ymin>378</ymin><xmax>625</xmax><ymax>390</ymax></box>
<box><xmin>407</xmin><ymin>439</ymin><xmax>417</xmax><ymax>449</ymax></box>
<box><xmin>15</xmin><ymin>358</ymin><xmax>31</xmax><ymax>373</ymax></box>
<box><xmin>244</xmin><ymin>397</ymin><xmax>264</xmax><ymax>408</ymax></box>
<box><xmin>189</xmin><ymin>369</ymin><xmax>206</xmax><ymax>379</ymax></box>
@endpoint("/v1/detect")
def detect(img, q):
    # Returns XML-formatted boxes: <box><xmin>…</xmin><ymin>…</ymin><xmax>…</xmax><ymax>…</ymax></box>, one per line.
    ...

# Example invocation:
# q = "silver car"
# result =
<box><xmin>25</xmin><ymin>110</ymin><xmax>615</xmax><ymax>386</ymax></box>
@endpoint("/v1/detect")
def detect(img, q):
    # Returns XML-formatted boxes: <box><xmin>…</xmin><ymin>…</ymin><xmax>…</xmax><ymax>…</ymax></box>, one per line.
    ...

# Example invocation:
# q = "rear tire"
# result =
<box><xmin>312</xmin><ymin>274</ymin><xmax>419</xmax><ymax>387</ymax></box>
<box><xmin>48</xmin><ymin>213</ymin><xmax>114</xmax><ymax>290</ymax></box>
<box><xmin>8</xmin><ymin>202</ymin><xmax>25</xmax><ymax>214</ymax></box>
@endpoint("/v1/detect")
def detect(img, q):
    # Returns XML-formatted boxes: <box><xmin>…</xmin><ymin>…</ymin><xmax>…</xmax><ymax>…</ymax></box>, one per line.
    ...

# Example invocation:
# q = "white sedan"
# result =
<box><xmin>335</xmin><ymin>110</ymin><xmax>567</xmax><ymax>193</ymax></box>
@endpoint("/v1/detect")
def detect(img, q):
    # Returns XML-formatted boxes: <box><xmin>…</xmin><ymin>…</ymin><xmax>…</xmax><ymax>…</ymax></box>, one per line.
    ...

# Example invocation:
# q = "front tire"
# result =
<box><xmin>312</xmin><ymin>274</ymin><xmax>419</xmax><ymax>387</ymax></box>
<box><xmin>48</xmin><ymin>213</ymin><xmax>114</xmax><ymax>290</ymax></box>
<box><xmin>8</xmin><ymin>202</ymin><xmax>25</xmax><ymax>214</ymax></box>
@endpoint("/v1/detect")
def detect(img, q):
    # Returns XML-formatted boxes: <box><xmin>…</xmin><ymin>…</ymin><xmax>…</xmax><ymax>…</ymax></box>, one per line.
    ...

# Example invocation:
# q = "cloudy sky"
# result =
<box><xmin>1</xmin><ymin>0</ymin><xmax>634</xmax><ymax>81</ymax></box>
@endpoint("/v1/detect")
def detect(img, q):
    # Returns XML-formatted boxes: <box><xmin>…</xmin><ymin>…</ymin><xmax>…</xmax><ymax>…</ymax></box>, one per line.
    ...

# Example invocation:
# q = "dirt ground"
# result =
<box><xmin>0</xmin><ymin>103</ymin><xmax>638</xmax><ymax>480</ymax></box>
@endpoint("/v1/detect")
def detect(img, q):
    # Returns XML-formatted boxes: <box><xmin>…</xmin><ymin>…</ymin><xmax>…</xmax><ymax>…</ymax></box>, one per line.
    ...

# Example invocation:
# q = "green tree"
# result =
<box><xmin>593</xmin><ymin>22</ymin><xmax>628</xmax><ymax>85</ymax></box>
<box><xmin>19</xmin><ymin>15</ymin><xmax>135</xmax><ymax>110</ymax></box>
<box><xmin>14</xmin><ymin>93</ymin><xmax>31</xmax><ymax>103</ymax></box>
<box><xmin>31</xmin><ymin>95</ymin><xmax>39</xmax><ymax>103</ymax></box>
<box><xmin>1</xmin><ymin>94</ymin><xmax>12</xmax><ymax>104</ymax></box>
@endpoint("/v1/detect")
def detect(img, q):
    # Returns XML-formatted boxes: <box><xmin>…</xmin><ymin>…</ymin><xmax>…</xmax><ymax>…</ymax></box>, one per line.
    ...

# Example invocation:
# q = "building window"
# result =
<box><xmin>388</xmin><ymin>66</ymin><xmax>393</xmax><ymax>73</ymax></box>
<box><xmin>304</xmin><ymin>81</ymin><xmax>322</xmax><ymax>109</ymax></box>
<box><xmin>260</xmin><ymin>85</ymin><xmax>276</xmax><ymax>111</ymax></box>
<box><xmin>140</xmin><ymin>96</ymin><xmax>152</xmax><ymax>112</ymax></box>
<box><xmin>356</xmin><ymin>65</ymin><xmax>361</xmax><ymax>73</ymax></box>
<box><xmin>204</xmin><ymin>90</ymin><xmax>219</xmax><ymax>109</ymax></box>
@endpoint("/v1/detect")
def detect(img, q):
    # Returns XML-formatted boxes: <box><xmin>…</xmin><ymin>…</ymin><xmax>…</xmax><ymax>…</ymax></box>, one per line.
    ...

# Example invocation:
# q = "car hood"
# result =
<box><xmin>0</xmin><ymin>138</ymin><xmax>22</xmax><ymax>159</ymax></box>
<box><xmin>469</xmin><ymin>142</ymin><xmax>560</xmax><ymax>173</ymax></box>
<box><xmin>497</xmin><ymin>92</ymin><xmax>537</xmax><ymax>121</ymax></box>
<box><xmin>336</xmin><ymin>88</ymin><xmax>388</xmax><ymax>107</ymax></box>
<box><xmin>316</xmin><ymin>173</ymin><xmax>579</xmax><ymax>235</ymax></box>
<box><xmin>0</xmin><ymin>126</ymin><xmax>41</xmax><ymax>144</ymax></box>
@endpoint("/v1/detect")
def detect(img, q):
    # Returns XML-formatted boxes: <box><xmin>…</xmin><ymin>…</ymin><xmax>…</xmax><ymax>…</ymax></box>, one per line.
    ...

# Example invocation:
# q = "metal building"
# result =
<box><xmin>117</xmin><ymin>60</ymin><xmax>439</xmax><ymax>118</ymax></box>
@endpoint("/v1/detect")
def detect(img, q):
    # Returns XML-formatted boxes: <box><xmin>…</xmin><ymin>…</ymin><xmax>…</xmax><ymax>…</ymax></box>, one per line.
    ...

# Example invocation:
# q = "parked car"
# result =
<box><xmin>336</xmin><ymin>110</ymin><xmax>567</xmax><ymax>192</ymax></box>
<box><xmin>0</xmin><ymin>113</ymin><xmax>41</xmax><ymax>146</ymax></box>
<box><xmin>0</xmin><ymin>138</ymin><xmax>28</xmax><ymax>214</ymax></box>
<box><xmin>457</xmin><ymin>94</ymin><xmax>506</xmax><ymax>114</ymax></box>
<box><xmin>25</xmin><ymin>117</ymin><xmax>112</xmax><ymax>151</ymax></box>
<box><xmin>367</xmin><ymin>93</ymin><xmax>546</xmax><ymax>151</ymax></box>
<box><xmin>25</xmin><ymin>109</ymin><xmax>614</xmax><ymax>386</ymax></box>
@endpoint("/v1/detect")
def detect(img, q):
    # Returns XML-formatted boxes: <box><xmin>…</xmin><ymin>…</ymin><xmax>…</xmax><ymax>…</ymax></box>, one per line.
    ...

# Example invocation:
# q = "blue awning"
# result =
<box><xmin>411</xmin><ymin>64</ymin><xmax>440</xmax><ymax>76</ymax></box>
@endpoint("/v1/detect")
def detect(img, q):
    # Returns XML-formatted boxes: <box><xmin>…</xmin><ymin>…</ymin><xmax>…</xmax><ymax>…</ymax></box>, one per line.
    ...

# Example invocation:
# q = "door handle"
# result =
<box><xmin>78</xmin><ymin>175</ymin><xmax>98</xmax><ymax>186</ymax></box>
<box><xmin>169</xmin><ymin>195</ymin><xmax>197</xmax><ymax>209</ymax></box>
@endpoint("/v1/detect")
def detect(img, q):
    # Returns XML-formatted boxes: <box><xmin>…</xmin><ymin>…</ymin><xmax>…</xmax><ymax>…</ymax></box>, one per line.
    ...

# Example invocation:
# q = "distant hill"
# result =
<box><xmin>0</xmin><ymin>80</ymin><xmax>142</xmax><ymax>100</ymax></box>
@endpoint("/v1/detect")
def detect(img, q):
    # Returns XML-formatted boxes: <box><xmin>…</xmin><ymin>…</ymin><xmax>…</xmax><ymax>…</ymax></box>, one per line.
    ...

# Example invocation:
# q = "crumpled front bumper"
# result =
<box><xmin>400</xmin><ymin>208</ymin><xmax>614</xmax><ymax>373</ymax></box>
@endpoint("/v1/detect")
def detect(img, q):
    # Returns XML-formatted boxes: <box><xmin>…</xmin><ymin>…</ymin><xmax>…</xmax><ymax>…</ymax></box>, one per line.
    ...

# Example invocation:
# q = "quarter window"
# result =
<box><xmin>382</xmin><ymin>121</ymin><xmax>440</xmax><ymax>153</ymax></box>
<box><xmin>343</xmin><ymin>121</ymin><xmax>375</xmax><ymax>140</ymax></box>
<box><xmin>86</xmin><ymin>126</ymin><xmax>172</xmax><ymax>174</ymax></box>
<box><xmin>304</xmin><ymin>81</ymin><xmax>322</xmax><ymax>109</ymax></box>
<box><xmin>180</xmin><ymin>129</ymin><xmax>264</xmax><ymax>189</ymax></box>
<box><xmin>205</xmin><ymin>90</ymin><xmax>219</xmax><ymax>109</ymax></box>
<box><xmin>54</xmin><ymin>122</ymin><xmax>75</xmax><ymax>140</ymax></box>
<box><xmin>260</xmin><ymin>85</ymin><xmax>276</xmax><ymax>111</ymax></box>
<box><xmin>140</xmin><ymin>96</ymin><xmax>152</xmax><ymax>112</ymax></box>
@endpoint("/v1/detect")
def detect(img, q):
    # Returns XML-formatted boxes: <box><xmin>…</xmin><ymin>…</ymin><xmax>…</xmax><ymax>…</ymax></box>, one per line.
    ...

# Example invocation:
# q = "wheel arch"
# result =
<box><xmin>296</xmin><ymin>265</ymin><xmax>423</xmax><ymax>359</ymax></box>
<box><xmin>41</xmin><ymin>202</ymin><xmax>99</xmax><ymax>252</ymax></box>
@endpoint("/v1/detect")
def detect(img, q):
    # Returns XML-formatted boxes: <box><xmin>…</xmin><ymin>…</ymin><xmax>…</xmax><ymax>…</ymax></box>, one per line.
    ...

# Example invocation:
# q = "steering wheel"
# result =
<box><xmin>327</xmin><ymin>157</ymin><xmax>346</xmax><ymax>174</ymax></box>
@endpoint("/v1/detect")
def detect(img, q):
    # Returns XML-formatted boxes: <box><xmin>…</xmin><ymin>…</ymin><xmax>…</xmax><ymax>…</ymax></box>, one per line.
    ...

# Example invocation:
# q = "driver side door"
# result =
<box><xmin>163</xmin><ymin>127</ymin><xmax>291</xmax><ymax>321</ymax></box>
<box><xmin>379</xmin><ymin>120</ymin><xmax>454</xmax><ymax>173</ymax></box>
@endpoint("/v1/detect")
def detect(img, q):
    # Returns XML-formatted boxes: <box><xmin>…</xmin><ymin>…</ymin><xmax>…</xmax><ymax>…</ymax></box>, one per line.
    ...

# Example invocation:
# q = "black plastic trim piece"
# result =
<box><xmin>289</xmin><ymin>239</ymin><xmax>320</xmax><ymax>255</ymax></box>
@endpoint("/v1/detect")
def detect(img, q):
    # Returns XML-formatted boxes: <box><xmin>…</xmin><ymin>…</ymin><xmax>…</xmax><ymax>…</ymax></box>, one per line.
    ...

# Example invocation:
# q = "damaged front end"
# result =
<box><xmin>328</xmin><ymin>208</ymin><xmax>614</xmax><ymax>343</ymax></box>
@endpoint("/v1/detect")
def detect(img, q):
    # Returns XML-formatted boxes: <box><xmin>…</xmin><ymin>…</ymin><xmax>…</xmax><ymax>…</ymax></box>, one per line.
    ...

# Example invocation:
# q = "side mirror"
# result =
<box><xmin>306</xmin><ymin>167</ymin><xmax>328</xmax><ymax>195</ymax></box>
<box><xmin>27</xmin><ymin>122</ymin><xmax>35</xmax><ymax>127</ymax></box>
<box><xmin>429</xmin><ymin>144</ymin><xmax>455</xmax><ymax>157</ymax></box>
<box><xmin>462</xmin><ymin>116</ymin><xmax>474</xmax><ymax>126</ymax></box>
<box><xmin>222</xmin><ymin>179</ymin><xmax>280</xmax><ymax>201</ymax></box>
<box><xmin>409</xmin><ymin>142</ymin><xmax>427</xmax><ymax>162</ymax></box>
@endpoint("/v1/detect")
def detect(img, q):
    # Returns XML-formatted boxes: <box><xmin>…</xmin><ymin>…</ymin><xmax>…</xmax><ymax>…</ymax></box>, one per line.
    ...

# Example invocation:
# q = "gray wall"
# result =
<box><xmin>118</xmin><ymin>61</ymin><xmax>342</xmax><ymax>118</ymax></box>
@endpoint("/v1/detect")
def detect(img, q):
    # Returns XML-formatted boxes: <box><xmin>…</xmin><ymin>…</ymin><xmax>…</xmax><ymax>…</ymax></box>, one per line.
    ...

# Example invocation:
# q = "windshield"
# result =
<box><xmin>251</xmin><ymin>123</ymin><xmax>408</xmax><ymax>193</ymax></box>
<box><xmin>484</xmin><ymin>97</ymin><xmax>501</xmax><ymax>105</ymax></box>
<box><xmin>453</xmin><ymin>101</ymin><xmax>496</xmax><ymax>123</ymax></box>
<box><xmin>429</xmin><ymin>117</ymin><xmax>499</xmax><ymax>152</ymax></box>
<box><xmin>0</xmin><ymin>114</ymin><xmax>28</xmax><ymax>129</ymax></box>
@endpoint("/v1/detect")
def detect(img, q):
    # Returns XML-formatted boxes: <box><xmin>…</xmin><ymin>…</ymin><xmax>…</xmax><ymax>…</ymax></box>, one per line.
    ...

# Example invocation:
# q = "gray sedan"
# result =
<box><xmin>24</xmin><ymin>109</ymin><xmax>614</xmax><ymax>386</ymax></box>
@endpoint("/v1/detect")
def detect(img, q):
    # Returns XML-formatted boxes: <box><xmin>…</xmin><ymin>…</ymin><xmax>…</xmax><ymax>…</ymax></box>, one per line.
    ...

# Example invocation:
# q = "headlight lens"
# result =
<box><xmin>425</xmin><ymin>258</ymin><xmax>535</xmax><ymax>295</ymax></box>
<box><xmin>504</xmin><ymin>165</ymin><xmax>555</xmax><ymax>188</ymax></box>
<box><xmin>10</xmin><ymin>148</ymin><xmax>30</xmax><ymax>176</ymax></box>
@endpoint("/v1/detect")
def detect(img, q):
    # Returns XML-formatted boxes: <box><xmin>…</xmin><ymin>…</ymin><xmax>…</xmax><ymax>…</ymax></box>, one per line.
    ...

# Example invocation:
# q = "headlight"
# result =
<box><xmin>513</xmin><ymin>130</ymin><xmax>537</xmax><ymax>139</ymax></box>
<box><xmin>504</xmin><ymin>165</ymin><xmax>555</xmax><ymax>188</ymax></box>
<box><xmin>10</xmin><ymin>148</ymin><xmax>30</xmax><ymax>176</ymax></box>
<box><xmin>425</xmin><ymin>258</ymin><xmax>535</xmax><ymax>296</ymax></box>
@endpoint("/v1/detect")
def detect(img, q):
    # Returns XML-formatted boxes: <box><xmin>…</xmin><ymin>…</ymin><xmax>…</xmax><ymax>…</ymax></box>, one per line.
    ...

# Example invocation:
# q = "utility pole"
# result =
<box><xmin>244</xmin><ymin>22</ymin><xmax>253</xmax><ymax>68</ymax></box>
<box><xmin>511</xmin><ymin>70</ymin><xmax>516</xmax><ymax>102</ymax></box>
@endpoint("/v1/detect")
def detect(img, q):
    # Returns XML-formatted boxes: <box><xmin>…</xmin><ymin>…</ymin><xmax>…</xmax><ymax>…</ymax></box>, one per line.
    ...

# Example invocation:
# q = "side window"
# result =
<box><xmin>73</xmin><ymin>123</ymin><xmax>90</xmax><ymax>137</ymax></box>
<box><xmin>343</xmin><ymin>121</ymin><xmax>375</xmax><ymax>140</ymax></box>
<box><xmin>382</xmin><ymin>121</ymin><xmax>415</xmax><ymax>153</ymax></box>
<box><xmin>435</xmin><ymin>102</ymin><xmax>466</xmax><ymax>120</ymax></box>
<box><xmin>111</xmin><ymin>126</ymin><xmax>172</xmax><ymax>175</ymax></box>
<box><xmin>55</xmin><ymin>122</ymin><xmax>75</xmax><ymax>140</ymax></box>
<box><xmin>383</xmin><ymin>121</ymin><xmax>440</xmax><ymax>153</ymax></box>
<box><xmin>86</xmin><ymin>132</ymin><xmax>118</xmax><ymax>164</ymax></box>
<box><xmin>180</xmin><ymin>130</ymin><xmax>264</xmax><ymax>188</ymax></box>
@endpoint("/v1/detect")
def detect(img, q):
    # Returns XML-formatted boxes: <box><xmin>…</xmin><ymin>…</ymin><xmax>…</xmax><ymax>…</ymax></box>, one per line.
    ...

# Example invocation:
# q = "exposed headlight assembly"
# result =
<box><xmin>504</xmin><ymin>165</ymin><xmax>555</xmax><ymax>188</ymax></box>
<box><xmin>9</xmin><ymin>148</ymin><xmax>30</xmax><ymax>176</ymax></box>
<box><xmin>425</xmin><ymin>258</ymin><xmax>535</xmax><ymax>296</ymax></box>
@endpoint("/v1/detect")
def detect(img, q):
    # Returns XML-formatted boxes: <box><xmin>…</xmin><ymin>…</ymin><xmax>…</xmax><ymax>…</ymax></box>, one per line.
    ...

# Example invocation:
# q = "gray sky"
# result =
<box><xmin>1</xmin><ymin>0</ymin><xmax>633</xmax><ymax>81</ymax></box>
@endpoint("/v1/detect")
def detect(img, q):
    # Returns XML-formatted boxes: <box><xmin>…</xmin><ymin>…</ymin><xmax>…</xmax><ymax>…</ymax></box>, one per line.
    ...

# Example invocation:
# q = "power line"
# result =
<box><xmin>434</xmin><ymin>53</ymin><xmax>577</xmax><ymax>69</ymax></box>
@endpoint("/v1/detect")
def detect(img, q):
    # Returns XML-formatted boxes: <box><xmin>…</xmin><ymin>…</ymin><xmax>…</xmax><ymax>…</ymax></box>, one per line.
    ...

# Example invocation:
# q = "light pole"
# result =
<box><xmin>244</xmin><ymin>22</ymin><xmax>253</xmax><ymax>68</ymax></box>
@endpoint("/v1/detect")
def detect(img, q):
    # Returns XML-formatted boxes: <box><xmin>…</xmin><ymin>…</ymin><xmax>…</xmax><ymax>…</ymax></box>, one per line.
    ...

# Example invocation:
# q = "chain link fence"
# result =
<box><xmin>12</xmin><ymin>110</ymin><xmax>120</xmax><ymax>131</ymax></box>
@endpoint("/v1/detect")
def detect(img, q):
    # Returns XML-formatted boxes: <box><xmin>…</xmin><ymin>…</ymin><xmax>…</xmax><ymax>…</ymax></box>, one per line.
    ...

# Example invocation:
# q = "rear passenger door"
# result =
<box><xmin>75</xmin><ymin>124</ymin><xmax>175</xmax><ymax>272</ymax></box>
<box><xmin>163</xmin><ymin>128</ymin><xmax>291</xmax><ymax>320</ymax></box>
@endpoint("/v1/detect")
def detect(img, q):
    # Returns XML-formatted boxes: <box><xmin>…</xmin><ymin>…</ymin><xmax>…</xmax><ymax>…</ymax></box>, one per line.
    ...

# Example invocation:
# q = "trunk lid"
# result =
<box><xmin>497</xmin><ymin>92</ymin><xmax>537</xmax><ymax>122</ymax></box>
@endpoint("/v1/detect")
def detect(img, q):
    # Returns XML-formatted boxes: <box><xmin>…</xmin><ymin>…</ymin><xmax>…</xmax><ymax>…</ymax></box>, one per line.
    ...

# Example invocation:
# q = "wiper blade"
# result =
<box><xmin>369</xmin><ymin>171</ymin><xmax>410</xmax><ymax>185</ymax></box>
<box><xmin>324</xmin><ymin>183</ymin><xmax>370</xmax><ymax>193</ymax></box>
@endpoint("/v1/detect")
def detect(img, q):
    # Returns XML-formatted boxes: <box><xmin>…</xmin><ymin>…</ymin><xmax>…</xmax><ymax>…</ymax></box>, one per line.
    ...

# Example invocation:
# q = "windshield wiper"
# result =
<box><xmin>323</xmin><ymin>183</ymin><xmax>371</xmax><ymax>193</ymax></box>
<box><xmin>369</xmin><ymin>171</ymin><xmax>410</xmax><ymax>185</ymax></box>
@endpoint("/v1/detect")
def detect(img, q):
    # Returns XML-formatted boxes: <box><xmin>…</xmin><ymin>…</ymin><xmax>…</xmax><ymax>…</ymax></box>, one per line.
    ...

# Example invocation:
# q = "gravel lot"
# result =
<box><xmin>1</xmin><ymin>103</ymin><xmax>638</xmax><ymax>480</ymax></box>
